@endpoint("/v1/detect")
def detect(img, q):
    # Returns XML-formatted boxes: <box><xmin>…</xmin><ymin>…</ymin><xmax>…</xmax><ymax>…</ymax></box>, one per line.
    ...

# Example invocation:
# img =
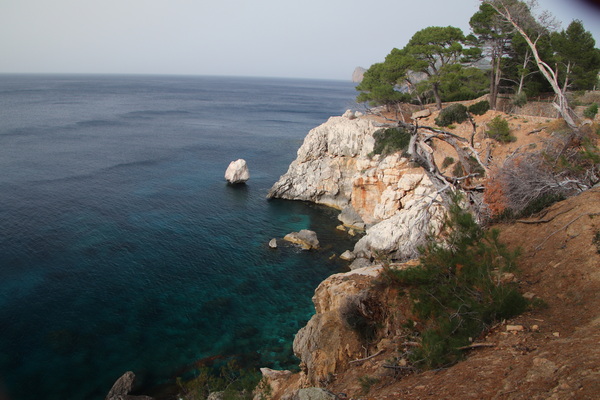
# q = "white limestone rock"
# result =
<box><xmin>224</xmin><ymin>159</ymin><xmax>250</xmax><ymax>184</ymax></box>
<box><xmin>284</xmin><ymin>230</ymin><xmax>320</xmax><ymax>250</ymax></box>
<box><xmin>339</xmin><ymin>250</ymin><xmax>356</xmax><ymax>261</ymax></box>
<box><xmin>353</xmin><ymin>180</ymin><xmax>447</xmax><ymax>261</ymax></box>
<box><xmin>338</xmin><ymin>206</ymin><xmax>365</xmax><ymax>230</ymax></box>
<box><xmin>267</xmin><ymin>116</ymin><xmax>379</xmax><ymax>209</ymax></box>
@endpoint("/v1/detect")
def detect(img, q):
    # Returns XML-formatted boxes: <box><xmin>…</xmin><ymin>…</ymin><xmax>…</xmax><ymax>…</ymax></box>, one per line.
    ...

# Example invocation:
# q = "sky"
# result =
<box><xmin>0</xmin><ymin>0</ymin><xmax>599</xmax><ymax>81</ymax></box>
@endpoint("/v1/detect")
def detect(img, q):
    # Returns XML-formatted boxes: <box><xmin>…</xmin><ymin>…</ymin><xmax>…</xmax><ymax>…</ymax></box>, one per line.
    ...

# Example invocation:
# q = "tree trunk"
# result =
<box><xmin>432</xmin><ymin>82</ymin><xmax>443</xmax><ymax>110</ymax></box>
<box><xmin>489</xmin><ymin>51</ymin><xmax>502</xmax><ymax>110</ymax></box>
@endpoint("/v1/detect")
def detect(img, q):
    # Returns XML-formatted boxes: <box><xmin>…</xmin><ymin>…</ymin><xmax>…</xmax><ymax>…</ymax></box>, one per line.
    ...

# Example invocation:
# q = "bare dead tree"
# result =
<box><xmin>401</xmin><ymin>119</ymin><xmax>491</xmax><ymax>219</ymax></box>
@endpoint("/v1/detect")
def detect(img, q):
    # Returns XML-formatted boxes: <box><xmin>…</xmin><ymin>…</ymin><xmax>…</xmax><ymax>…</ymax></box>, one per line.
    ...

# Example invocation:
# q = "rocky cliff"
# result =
<box><xmin>351</xmin><ymin>67</ymin><xmax>366</xmax><ymax>83</ymax></box>
<box><xmin>258</xmin><ymin>187</ymin><xmax>600</xmax><ymax>400</ymax></box>
<box><xmin>268</xmin><ymin>111</ymin><xmax>447</xmax><ymax>262</ymax></box>
<box><xmin>260</xmin><ymin>105</ymin><xmax>600</xmax><ymax>400</ymax></box>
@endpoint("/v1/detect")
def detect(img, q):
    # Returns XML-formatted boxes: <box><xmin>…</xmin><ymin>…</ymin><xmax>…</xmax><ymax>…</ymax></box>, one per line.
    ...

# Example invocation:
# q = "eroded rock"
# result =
<box><xmin>106</xmin><ymin>371</ymin><xmax>135</xmax><ymax>400</ymax></box>
<box><xmin>284</xmin><ymin>230</ymin><xmax>320</xmax><ymax>250</ymax></box>
<box><xmin>225</xmin><ymin>159</ymin><xmax>250</xmax><ymax>184</ymax></box>
<box><xmin>105</xmin><ymin>371</ymin><xmax>154</xmax><ymax>400</ymax></box>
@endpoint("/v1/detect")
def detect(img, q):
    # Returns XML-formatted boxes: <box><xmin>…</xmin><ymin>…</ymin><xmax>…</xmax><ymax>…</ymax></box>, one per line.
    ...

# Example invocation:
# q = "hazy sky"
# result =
<box><xmin>1</xmin><ymin>0</ymin><xmax>598</xmax><ymax>80</ymax></box>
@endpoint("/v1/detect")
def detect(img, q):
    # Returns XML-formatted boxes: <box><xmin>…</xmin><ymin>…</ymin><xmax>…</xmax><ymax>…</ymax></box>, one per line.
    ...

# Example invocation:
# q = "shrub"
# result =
<box><xmin>358</xmin><ymin>376</ymin><xmax>379</xmax><ymax>395</ymax></box>
<box><xmin>468</xmin><ymin>100</ymin><xmax>490</xmax><ymax>116</ymax></box>
<box><xmin>583</xmin><ymin>103</ymin><xmax>598</xmax><ymax>119</ymax></box>
<box><xmin>512</xmin><ymin>92</ymin><xmax>528</xmax><ymax>108</ymax></box>
<box><xmin>340</xmin><ymin>293</ymin><xmax>380</xmax><ymax>343</ymax></box>
<box><xmin>435</xmin><ymin>104</ymin><xmax>468</xmax><ymax>127</ymax></box>
<box><xmin>486</xmin><ymin>116</ymin><xmax>516</xmax><ymax>143</ymax></box>
<box><xmin>518</xmin><ymin>193</ymin><xmax>565</xmax><ymax>218</ymax></box>
<box><xmin>385</xmin><ymin>195</ymin><xmax>526</xmax><ymax>369</ymax></box>
<box><xmin>450</xmin><ymin>156</ymin><xmax>484</xmax><ymax>178</ymax></box>
<box><xmin>371</xmin><ymin>127</ymin><xmax>411</xmax><ymax>157</ymax></box>
<box><xmin>442</xmin><ymin>156</ymin><xmax>455</xmax><ymax>169</ymax></box>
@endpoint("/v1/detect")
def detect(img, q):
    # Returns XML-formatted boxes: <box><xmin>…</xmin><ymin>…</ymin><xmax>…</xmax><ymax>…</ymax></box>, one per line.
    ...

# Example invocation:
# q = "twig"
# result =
<box><xmin>534</xmin><ymin>212</ymin><xmax>600</xmax><ymax>251</ymax></box>
<box><xmin>382</xmin><ymin>364</ymin><xmax>416</xmax><ymax>371</ymax></box>
<box><xmin>516</xmin><ymin>206</ymin><xmax>574</xmax><ymax>224</ymax></box>
<box><xmin>527</xmin><ymin>128</ymin><xmax>545</xmax><ymax>135</ymax></box>
<box><xmin>402</xmin><ymin>341</ymin><xmax>421</xmax><ymax>347</ymax></box>
<box><xmin>457</xmin><ymin>343</ymin><xmax>497</xmax><ymax>351</ymax></box>
<box><xmin>348</xmin><ymin>349</ymin><xmax>384</xmax><ymax>364</ymax></box>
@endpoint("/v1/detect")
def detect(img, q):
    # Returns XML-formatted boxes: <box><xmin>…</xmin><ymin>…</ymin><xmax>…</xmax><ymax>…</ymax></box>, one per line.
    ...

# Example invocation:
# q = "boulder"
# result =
<box><xmin>284</xmin><ymin>230</ymin><xmax>319</xmax><ymax>250</ymax></box>
<box><xmin>269</xmin><ymin>238</ymin><xmax>278</xmax><ymax>249</ymax></box>
<box><xmin>349</xmin><ymin>257</ymin><xmax>371</xmax><ymax>270</ymax></box>
<box><xmin>106</xmin><ymin>371</ymin><xmax>135</xmax><ymax>400</ymax></box>
<box><xmin>342</xmin><ymin>109</ymin><xmax>357</xmax><ymax>119</ymax></box>
<box><xmin>338</xmin><ymin>206</ymin><xmax>365</xmax><ymax>230</ymax></box>
<box><xmin>411</xmin><ymin>108</ymin><xmax>431</xmax><ymax>120</ymax></box>
<box><xmin>225</xmin><ymin>159</ymin><xmax>250</xmax><ymax>184</ymax></box>
<box><xmin>340</xmin><ymin>250</ymin><xmax>355</xmax><ymax>261</ymax></box>
<box><xmin>105</xmin><ymin>371</ymin><xmax>154</xmax><ymax>400</ymax></box>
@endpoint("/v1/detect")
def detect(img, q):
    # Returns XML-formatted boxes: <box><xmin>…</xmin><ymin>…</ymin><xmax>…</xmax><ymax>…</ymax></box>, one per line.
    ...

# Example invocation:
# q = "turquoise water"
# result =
<box><xmin>0</xmin><ymin>75</ymin><xmax>358</xmax><ymax>399</ymax></box>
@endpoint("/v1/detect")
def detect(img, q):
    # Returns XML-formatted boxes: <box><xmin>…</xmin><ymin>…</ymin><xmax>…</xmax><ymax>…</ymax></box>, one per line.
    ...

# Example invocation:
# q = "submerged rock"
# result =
<box><xmin>225</xmin><ymin>159</ymin><xmax>250</xmax><ymax>184</ymax></box>
<box><xmin>284</xmin><ymin>230</ymin><xmax>319</xmax><ymax>250</ymax></box>
<box><xmin>269</xmin><ymin>238</ymin><xmax>278</xmax><ymax>249</ymax></box>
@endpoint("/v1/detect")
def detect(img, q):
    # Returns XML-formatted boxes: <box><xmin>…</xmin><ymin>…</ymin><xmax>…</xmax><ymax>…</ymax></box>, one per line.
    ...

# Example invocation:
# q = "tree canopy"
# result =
<box><xmin>356</xmin><ymin>1</ymin><xmax>600</xmax><ymax>113</ymax></box>
<box><xmin>552</xmin><ymin>20</ymin><xmax>600</xmax><ymax>91</ymax></box>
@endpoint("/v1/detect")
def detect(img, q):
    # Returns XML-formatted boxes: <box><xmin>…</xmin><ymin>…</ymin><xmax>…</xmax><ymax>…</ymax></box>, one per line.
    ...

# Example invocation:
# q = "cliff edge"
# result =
<box><xmin>268</xmin><ymin>111</ymin><xmax>447</xmax><ymax>262</ymax></box>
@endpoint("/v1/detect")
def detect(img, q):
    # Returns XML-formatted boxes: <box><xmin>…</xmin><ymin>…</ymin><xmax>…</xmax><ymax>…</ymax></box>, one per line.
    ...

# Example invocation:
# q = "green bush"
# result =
<box><xmin>385</xmin><ymin>195</ymin><xmax>526</xmax><ymax>369</ymax></box>
<box><xmin>372</xmin><ymin>127</ymin><xmax>411</xmax><ymax>156</ymax></box>
<box><xmin>442</xmin><ymin>156</ymin><xmax>455</xmax><ymax>169</ymax></box>
<box><xmin>486</xmin><ymin>116</ymin><xmax>516</xmax><ymax>143</ymax></box>
<box><xmin>435</xmin><ymin>104</ymin><xmax>469</xmax><ymax>127</ymax></box>
<box><xmin>358</xmin><ymin>376</ymin><xmax>379</xmax><ymax>395</ymax></box>
<box><xmin>518</xmin><ymin>193</ymin><xmax>565</xmax><ymax>218</ymax></box>
<box><xmin>512</xmin><ymin>92</ymin><xmax>528</xmax><ymax>108</ymax></box>
<box><xmin>468</xmin><ymin>100</ymin><xmax>490</xmax><ymax>116</ymax></box>
<box><xmin>583</xmin><ymin>103</ymin><xmax>598</xmax><ymax>119</ymax></box>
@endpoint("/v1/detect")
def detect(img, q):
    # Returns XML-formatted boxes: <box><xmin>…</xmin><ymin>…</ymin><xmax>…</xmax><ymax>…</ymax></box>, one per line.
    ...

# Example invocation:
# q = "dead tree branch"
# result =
<box><xmin>348</xmin><ymin>349</ymin><xmax>385</xmax><ymax>364</ymax></box>
<box><xmin>534</xmin><ymin>212</ymin><xmax>600</xmax><ymax>251</ymax></box>
<box><xmin>457</xmin><ymin>343</ymin><xmax>497</xmax><ymax>351</ymax></box>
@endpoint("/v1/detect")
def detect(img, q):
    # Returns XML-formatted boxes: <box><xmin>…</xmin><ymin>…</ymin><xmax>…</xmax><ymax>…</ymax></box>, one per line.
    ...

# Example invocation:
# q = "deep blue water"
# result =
<box><xmin>0</xmin><ymin>75</ymin><xmax>358</xmax><ymax>400</ymax></box>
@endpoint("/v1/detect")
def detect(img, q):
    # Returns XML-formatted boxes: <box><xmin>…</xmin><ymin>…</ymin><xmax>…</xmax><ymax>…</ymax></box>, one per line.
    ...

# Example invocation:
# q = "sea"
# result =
<box><xmin>0</xmin><ymin>74</ymin><xmax>359</xmax><ymax>400</ymax></box>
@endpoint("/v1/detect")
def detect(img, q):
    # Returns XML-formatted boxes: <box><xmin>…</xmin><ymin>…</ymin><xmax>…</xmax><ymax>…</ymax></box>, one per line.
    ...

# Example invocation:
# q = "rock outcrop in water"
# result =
<box><xmin>225</xmin><ymin>159</ymin><xmax>250</xmax><ymax>184</ymax></box>
<box><xmin>256</xmin><ymin>263</ymin><xmax>415</xmax><ymax>399</ymax></box>
<box><xmin>268</xmin><ymin>112</ymin><xmax>447</xmax><ymax>261</ymax></box>
<box><xmin>283</xmin><ymin>230</ymin><xmax>320</xmax><ymax>250</ymax></box>
<box><xmin>105</xmin><ymin>371</ymin><xmax>153</xmax><ymax>400</ymax></box>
